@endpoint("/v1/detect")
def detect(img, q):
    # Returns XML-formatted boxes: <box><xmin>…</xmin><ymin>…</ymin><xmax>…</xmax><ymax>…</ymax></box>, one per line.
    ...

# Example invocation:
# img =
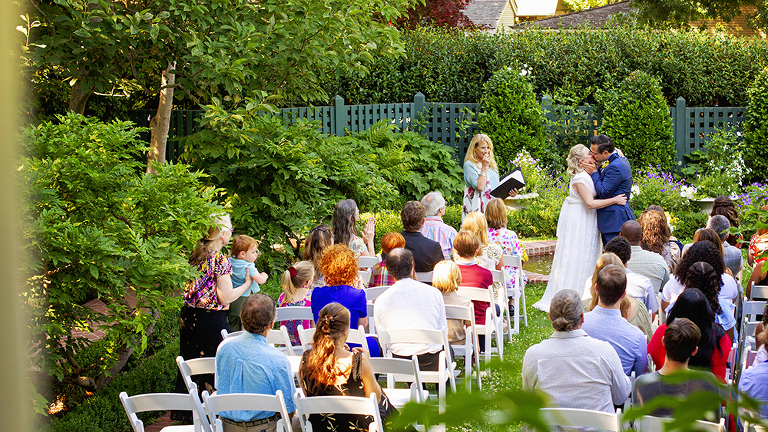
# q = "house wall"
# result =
<box><xmin>498</xmin><ymin>0</ymin><xmax>519</xmax><ymax>30</ymax></box>
<box><xmin>692</xmin><ymin>7</ymin><xmax>765</xmax><ymax>38</ymax></box>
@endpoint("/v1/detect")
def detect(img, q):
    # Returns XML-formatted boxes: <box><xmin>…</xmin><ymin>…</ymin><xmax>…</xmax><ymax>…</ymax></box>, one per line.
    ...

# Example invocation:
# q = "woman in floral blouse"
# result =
<box><xmin>484</xmin><ymin>198</ymin><xmax>528</xmax><ymax>299</ymax></box>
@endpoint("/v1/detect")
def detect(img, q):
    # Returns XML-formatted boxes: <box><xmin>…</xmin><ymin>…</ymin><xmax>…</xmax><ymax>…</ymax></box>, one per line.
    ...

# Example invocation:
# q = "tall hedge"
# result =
<box><xmin>743</xmin><ymin>68</ymin><xmax>768</xmax><ymax>184</ymax></box>
<box><xmin>317</xmin><ymin>25</ymin><xmax>768</xmax><ymax>107</ymax></box>
<box><xmin>599</xmin><ymin>71</ymin><xmax>676</xmax><ymax>170</ymax></box>
<box><xmin>478</xmin><ymin>67</ymin><xmax>549</xmax><ymax>168</ymax></box>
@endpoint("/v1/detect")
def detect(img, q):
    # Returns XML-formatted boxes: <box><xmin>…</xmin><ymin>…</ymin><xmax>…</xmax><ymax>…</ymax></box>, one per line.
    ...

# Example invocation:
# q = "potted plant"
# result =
<box><xmin>692</xmin><ymin>172</ymin><xmax>740</xmax><ymax>214</ymax></box>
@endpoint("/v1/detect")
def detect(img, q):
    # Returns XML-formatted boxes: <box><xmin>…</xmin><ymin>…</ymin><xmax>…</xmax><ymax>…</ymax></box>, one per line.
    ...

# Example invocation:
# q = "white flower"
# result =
<box><xmin>631</xmin><ymin>184</ymin><xmax>640</xmax><ymax>196</ymax></box>
<box><xmin>679</xmin><ymin>185</ymin><xmax>697</xmax><ymax>200</ymax></box>
<box><xmin>520</xmin><ymin>69</ymin><xmax>528</xmax><ymax>76</ymax></box>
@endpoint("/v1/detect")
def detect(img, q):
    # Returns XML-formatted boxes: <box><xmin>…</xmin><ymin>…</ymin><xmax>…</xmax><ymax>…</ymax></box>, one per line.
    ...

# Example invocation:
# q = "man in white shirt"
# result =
<box><xmin>523</xmin><ymin>289</ymin><xmax>631</xmax><ymax>413</ymax></box>
<box><xmin>374</xmin><ymin>248</ymin><xmax>448</xmax><ymax>371</ymax></box>
<box><xmin>604</xmin><ymin>236</ymin><xmax>658</xmax><ymax>316</ymax></box>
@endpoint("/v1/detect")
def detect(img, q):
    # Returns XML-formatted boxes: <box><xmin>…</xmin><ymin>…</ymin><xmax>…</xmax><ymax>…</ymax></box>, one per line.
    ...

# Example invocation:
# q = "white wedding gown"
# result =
<box><xmin>533</xmin><ymin>171</ymin><xmax>602</xmax><ymax>313</ymax></box>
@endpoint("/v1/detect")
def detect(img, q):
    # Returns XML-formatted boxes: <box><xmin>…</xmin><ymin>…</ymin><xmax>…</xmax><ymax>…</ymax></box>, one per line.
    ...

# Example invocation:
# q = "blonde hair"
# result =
<box><xmin>461</xmin><ymin>211</ymin><xmax>490</xmax><ymax>246</ymax></box>
<box><xmin>281</xmin><ymin>261</ymin><xmax>314</xmax><ymax>302</ymax></box>
<box><xmin>232</xmin><ymin>234</ymin><xmax>259</xmax><ymax>258</ymax></box>
<box><xmin>567</xmin><ymin>144</ymin><xmax>587</xmax><ymax>177</ymax></box>
<box><xmin>588</xmin><ymin>253</ymin><xmax>623</xmax><ymax>311</ymax></box>
<box><xmin>433</xmin><ymin>260</ymin><xmax>462</xmax><ymax>293</ymax></box>
<box><xmin>464</xmin><ymin>134</ymin><xmax>499</xmax><ymax>171</ymax></box>
<box><xmin>190</xmin><ymin>214</ymin><xmax>232</xmax><ymax>266</ymax></box>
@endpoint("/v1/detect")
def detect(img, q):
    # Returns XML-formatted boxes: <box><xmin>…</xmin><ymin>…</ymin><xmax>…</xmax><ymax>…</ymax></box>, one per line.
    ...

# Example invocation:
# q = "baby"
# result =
<box><xmin>227</xmin><ymin>234</ymin><xmax>269</xmax><ymax>331</ymax></box>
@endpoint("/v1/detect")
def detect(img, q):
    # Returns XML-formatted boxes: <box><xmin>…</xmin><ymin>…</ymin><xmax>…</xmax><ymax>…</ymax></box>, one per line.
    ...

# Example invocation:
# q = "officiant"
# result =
<box><xmin>462</xmin><ymin>133</ymin><xmax>518</xmax><ymax>221</ymax></box>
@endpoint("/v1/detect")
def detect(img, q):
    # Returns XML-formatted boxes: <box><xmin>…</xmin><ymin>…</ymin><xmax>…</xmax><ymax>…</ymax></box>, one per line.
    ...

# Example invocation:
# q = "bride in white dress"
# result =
<box><xmin>533</xmin><ymin>144</ymin><xmax>628</xmax><ymax>312</ymax></box>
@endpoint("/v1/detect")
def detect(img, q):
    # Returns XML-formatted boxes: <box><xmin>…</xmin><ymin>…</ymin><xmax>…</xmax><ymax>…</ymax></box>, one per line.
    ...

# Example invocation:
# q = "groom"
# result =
<box><xmin>580</xmin><ymin>134</ymin><xmax>635</xmax><ymax>246</ymax></box>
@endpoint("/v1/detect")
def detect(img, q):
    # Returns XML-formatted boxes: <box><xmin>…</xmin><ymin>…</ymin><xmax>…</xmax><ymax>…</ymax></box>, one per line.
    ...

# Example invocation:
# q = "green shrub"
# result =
<box><xmin>478</xmin><ymin>67</ymin><xmax>550</xmax><ymax>169</ymax></box>
<box><xmin>630</xmin><ymin>168</ymin><xmax>696</xmax><ymax>217</ymax></box>
<box><xmin>674</xmin><ymin>211</ymin><xmax>708</xmax><ymax>242</ymax></box>
<box><xmin>507</xmin><ymin>174</ymin><xmax>568</xmax><ymax>238</ymax></box>
<box><xmin>599</xmin><ymin>71</ymin><xmax>675</xmax><ymax>170</ymax></box>
<box><xmin>743</xmin><ymin>68</ymin><xmax>768</xmax><ymax>184</ymax></box>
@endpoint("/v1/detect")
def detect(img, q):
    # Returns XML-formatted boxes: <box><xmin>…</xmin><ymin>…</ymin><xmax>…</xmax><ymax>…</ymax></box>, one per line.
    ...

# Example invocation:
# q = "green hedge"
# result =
<box><xmin>317</xmin><ymin>25</ymin><xmax>768</xmax><ymax>107</ymax></box>
<box><xmin>744</xmin><ymin>68</ymin><xmax>768</xmax><ymax>184</ymax></box>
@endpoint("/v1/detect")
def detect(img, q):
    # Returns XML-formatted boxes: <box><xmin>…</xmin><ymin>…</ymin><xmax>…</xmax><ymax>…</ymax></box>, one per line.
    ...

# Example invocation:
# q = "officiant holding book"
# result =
<box><xmin>462</xmin><ymin>134</ymin><xmax>518</xmax><ymax>221</ymax></box>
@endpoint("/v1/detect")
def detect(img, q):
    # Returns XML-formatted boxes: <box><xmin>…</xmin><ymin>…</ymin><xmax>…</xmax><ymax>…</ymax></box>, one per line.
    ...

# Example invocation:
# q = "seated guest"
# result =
<box><xmin>461</xmin><ymin>211</ymin><xmax>502</xmax><ymax>271</ymax></box>
<box><xmin>647</xmin><ymin>205</ymin><xmax>684</xmax><ymax>254</ymax></box>
<box><xmin>710</xmin><ymin>195</ymin><xmax>743</xmax><ymax>248</ymax></box>
<box><xmin>216</xmin><ymin>293</ymin><xmax>298</xmax><ymax>431</ymax></box>
<box><xmin>485</xmin><ymin>197</ymin><xmax>528</xmax><ymax>317</ymax></box>
<box><xmin>623</xmin><ymin>220</ymin><xmax>669</xmax><ymax>296</ymax></box>
<box><xmin>420</xmin><ymin>191</ymin><xmax>458</xmax><ymax>260</ymax></box>
<box><xmin>671</xmin><ymin>262</ymin><xmax>736</xmax><ymax>342</ymax></box>
<box><xmin>582</xmin><ymin>264</ymin><xmax>648</xmax><ymax>376</ymax></box>
<box><xmin>433</xmin><ymin>260</ymin><xmax>472</xmax><ymax>345</ymax></box>
<box><xmin>648</xmin><ymin>289</ymin><xmax>730</xmax><ymax>382</ymax></box>
<box><xmin>374</xmin><ymin>248</ymin><xmax>448</xmax><ymax>371</ymax></box>
<box><xmin>682</xmin><ymin>228</ymin><xmax>725</xmax><ymax>257</ymax></box>
<box><xmin>633</xmin><ymin>318</ymin><xmax>720</xmax><ymax>418</ymax></box>
<box><xmin>603</xmin><ymin>236</ymin><xmax>659</xmax><ymax>316</ymax></box>
<box><xmin>639</xmin><ymin>209</ymin><xmax>680</xmax><ymax>272</ymax></box>
<box><xmin>299</xmin><ymin>303</ymin><xmax>392</xmax><ymax>431</ymax></box>
<box><xmin>748</xmin><ymin>206</ymin><xmax>768</xmax><ymax>266</ymax></box>
<box><xmin>304</xmin><ymin>224</ymin><xmax>333</xmax><ymax>289</ymax></box>
<box><xmin>452</xmin><ymin>231</ymin><xmax>494</xmax><ymax>336</ymax></box>
<box><xmin>740</xmin><ymin>327</ymin><xmax>768</xmax><ymax>418</ymax></box>
<box><xmin>584</xmin><ymin>253</ymin><xmax>653</xmax><ymax>342</ymax></box>
<box><xmin>661</xmin><ymin>241</ymin><xmax>739</xmax><ymax>312</ymax></box>
<box><xmin>747</xmin><ymin>259</ymin><xmax>768</xmax><ymax>299</ymax></box>
<box><xmin>401</xmin><ymin>201</ymin><xmax>444</xmax><ymax>273</ymax></box>
<box><xmin>707</xmin><ymin>215</ymin><xmax>744</xmax><ymax>278</ymax></box>
<box><xmin>332</xmin><ymin>199</ymin><xmax>375</xmax><ymax>258</ymax></box>
<box><xmin>278</xmin><ymin>261</ymin><xmax>315</xmax><ymax>346</ymax></box>
<box><xmin>522</xmin><ymin>289</ymin><xmax>631</xmax><ymax>412</ymax></box>
<box><xmin>369</xmin><ymin>232</ymin><xmax>405</xmax><ymax>288</ymax></box>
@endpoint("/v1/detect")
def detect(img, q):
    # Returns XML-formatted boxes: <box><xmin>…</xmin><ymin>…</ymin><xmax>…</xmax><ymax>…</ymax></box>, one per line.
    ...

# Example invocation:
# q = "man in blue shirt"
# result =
<box><xmin>215</xmin><ymin>293</ymin><xmax>297</xmax><ymax>432</ymax></box>
<box><xmin>740</xmin><ymin>328</ymin><xmax>768</xmax><ymax>419</ymax></box>
<box><xmin>582</xmin><ymin>264</ymin><xmax>648</xmax><ymax>377</ymax></box>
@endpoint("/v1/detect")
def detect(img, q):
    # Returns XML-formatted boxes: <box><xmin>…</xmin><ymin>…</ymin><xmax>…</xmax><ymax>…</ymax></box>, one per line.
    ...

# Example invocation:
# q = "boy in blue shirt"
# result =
<box><xmin>227</xmin><ymin>235</ymin><xmax>269</xmax><ymax>331</ymax></box>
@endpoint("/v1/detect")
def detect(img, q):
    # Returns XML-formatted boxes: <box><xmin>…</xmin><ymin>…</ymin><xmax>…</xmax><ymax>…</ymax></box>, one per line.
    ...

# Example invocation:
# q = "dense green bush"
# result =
<box><xmin>318</xmin><ymin>25</ymin><xmax>768</xmax><ymax>107</ymax></box>
<box><xmin>507</xmin><ymin>174</ymin><xmax>568</xmax><ymax>238</ymax></box>
<box><xmin>478</xmin><ymin>67</ymin><xmax>550</xmax><ymax>168</ymax></box>
<box><xmin>743</xmin><ymin>68</ymin><xmax>768</xmax><ymax>184</ymax></box>
<box><xmin>599</xmin><ymin>71</ymin><xmax>676</xmax><ymax>170</ymax></box>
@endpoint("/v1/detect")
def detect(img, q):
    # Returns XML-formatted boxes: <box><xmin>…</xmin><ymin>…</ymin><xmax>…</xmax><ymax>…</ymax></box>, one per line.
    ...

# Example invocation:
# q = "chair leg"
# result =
<box><xmin>521</xmin><ymin>284</ymin><xmax>528</xmax><ymax>327</ymax></box>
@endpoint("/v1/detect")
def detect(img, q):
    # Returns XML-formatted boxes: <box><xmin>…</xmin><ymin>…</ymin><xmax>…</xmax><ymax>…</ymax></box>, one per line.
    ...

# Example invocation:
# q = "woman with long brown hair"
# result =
<box><xmin>639</xmin><ymin>209</ymin><xmax>680</xmax><ymax>272</ymax></box>
<box><xmin>299</xmin><ymin>303</ymin><xmax>389</xmax><ymax>431</ymax></box>
<box><xmin>710</xmin><ymin>195</ymin><xmax>742</xmax><ymax>248</ymax></box>
<box><xmin>304</xmin><ymin>224</ymin><xmax>333</xmax><ymax>288</ymax></box>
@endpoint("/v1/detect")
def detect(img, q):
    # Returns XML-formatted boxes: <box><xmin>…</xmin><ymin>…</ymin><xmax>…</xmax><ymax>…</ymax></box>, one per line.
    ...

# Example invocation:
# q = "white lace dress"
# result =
<box><xmin>533</xmin><ymin>171</ymin><xmax>602</xmax><ymax>312</ymax></box>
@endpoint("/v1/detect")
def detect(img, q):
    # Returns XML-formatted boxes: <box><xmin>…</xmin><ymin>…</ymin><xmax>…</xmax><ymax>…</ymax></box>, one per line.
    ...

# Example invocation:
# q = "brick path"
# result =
<box><xmin>522</xmin><ymin>239</ymin><xmax>556</xmax><ymax>284</ymax></box>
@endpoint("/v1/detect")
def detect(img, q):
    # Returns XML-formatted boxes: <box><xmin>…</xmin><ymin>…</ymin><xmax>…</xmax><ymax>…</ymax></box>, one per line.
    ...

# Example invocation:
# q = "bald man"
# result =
<box><xmin>622</xmin><ymin>220</ymin><xmax>669</xmax><ymax>296</ymax></box>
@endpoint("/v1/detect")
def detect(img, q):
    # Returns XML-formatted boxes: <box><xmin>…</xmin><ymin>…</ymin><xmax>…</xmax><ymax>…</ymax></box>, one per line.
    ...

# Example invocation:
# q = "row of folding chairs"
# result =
<box><xmin>732</xmin><ymin>282</ymin><xmax>768</xmax><ymax>386</ymax></box>
<box><xmin>540</xmin><ymin>407</ymin><xmax>725</xmax><ymax>432</ymax></box>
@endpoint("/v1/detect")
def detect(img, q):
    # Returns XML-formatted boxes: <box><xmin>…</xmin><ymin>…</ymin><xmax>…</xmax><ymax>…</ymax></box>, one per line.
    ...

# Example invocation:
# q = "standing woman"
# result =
<box><xmin>172</xmin><ymin>214</ymin><xmax>253</xmax><ymax>420</ymax></box>
<box><xmin>463</xmin><ymin>134</ymin><xmax>517</xmax><ymax>221</ymax></box>
<box><xmin>333</xmin><ymin>199</ymin><xmax>375</xmax><ymax>258</ymax></box>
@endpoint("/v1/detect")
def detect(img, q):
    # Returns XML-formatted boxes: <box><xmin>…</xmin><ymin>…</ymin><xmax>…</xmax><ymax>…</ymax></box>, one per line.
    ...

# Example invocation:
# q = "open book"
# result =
<box><xmin>490</xmin><ymin>167</ymin><xmax>526</xmax><ymax>198</ymax></box>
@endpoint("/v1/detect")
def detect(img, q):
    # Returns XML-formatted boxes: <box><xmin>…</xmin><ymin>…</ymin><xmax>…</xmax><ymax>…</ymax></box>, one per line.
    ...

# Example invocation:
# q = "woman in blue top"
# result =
<box><xmin>463</xmin><ymin>134</ymin><xmax>516</xmax><ymax>221</ymax></box>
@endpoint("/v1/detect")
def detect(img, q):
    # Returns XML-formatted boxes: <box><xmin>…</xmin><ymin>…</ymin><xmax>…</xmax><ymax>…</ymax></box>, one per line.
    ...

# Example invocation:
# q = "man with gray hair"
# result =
<box><xmin>420</xmin><ymin>191</ymin><xmax>458</xmax><ymax>260</ymax></box>
<box><xmin>522</xmin><ymin>289</ymin><xmax>631</xmax><ymax>413</ymax></box>
<box><xmin>682</xmin><ymin>215</ymin><xmax>743</xmax><ymax>277</ymax></box>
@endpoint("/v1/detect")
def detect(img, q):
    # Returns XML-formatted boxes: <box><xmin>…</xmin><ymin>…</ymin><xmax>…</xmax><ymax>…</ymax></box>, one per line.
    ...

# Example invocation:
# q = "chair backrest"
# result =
<box><xmin>636</xmin><ymin>415</ymin><xmax>725</xmax><ymax>432</ymax></box>
<box><xmin>490</xmin><ymin>269</ymin><xmax>505</xmax><ymax>289</ymax></box>
<box><xmin>367</xmin><ymin>356</ymin><xmax>425</xmax><ymax>402</ymax></box>
<box><xmin>221</xmin><ymin>329</ymin><xmax>243</xmax><ymax>339</ymax></box>
<box><xmin>750</xmin><ymin>283</ymin><xmax>768</xmax><ymax>301</ymax></box>
<box><xmin>202</xmin><ymin>390</ymin><xmax>291</xmax><ymax>432</ymax></box>
<box><xmin>120</xmin><ymin>388</ymin><xmax>211</xmax><ymax>432</ymax></box>
<box><xmin>364</xmin><ymin>286</ymin><xmax>391</xmax><ymax>302</ymax></box>
<box><xmin>358</xmin><ymin>269</ymin><xmax>373</xmax><ymax>285</ymax></box>
<box><xmin>541</xmin><ymin>407</ymin><xmax>621</xmax><ymax>432</ymax></box>
<box><xmin>296</xmin><ymin>394</ymin><xmax>383</xmax><ymax>432</ymax></box>
<box><xmin>415</xmin><ymin>271</ymin><xmax>433</xmax><ymax>283</ymax></box>
<box><xmin>298</xmin><ymin>325</ymin><xmax>368</xmax><ymax>353</ymax></box>
<box><xmin>744</xmin><ymin>300</ymin><xmax>767</xmax><ymax>321</ymax></box>
<box><xmin>357</xmin><ymin>255</ymin><xmax>380</xmax><ymax>269</ymax></box>
<box><xmin>177</xmin><ymin>356</ymin><xmax>216</xmax><ymax>393</ymax></box>
<box><xmin>502</xmin><ymin>254</ymin><xmax>522</xmax><ymax>268</ymax></box>
<box><xmin>276</xmin><ymin>306</ymin><xmax>314</xmax><ymax>323</ymax></box>
<box><xmin>221</xmin><ymin>328</ymin><xmax>295</xmax><ymax>356</ymax></box>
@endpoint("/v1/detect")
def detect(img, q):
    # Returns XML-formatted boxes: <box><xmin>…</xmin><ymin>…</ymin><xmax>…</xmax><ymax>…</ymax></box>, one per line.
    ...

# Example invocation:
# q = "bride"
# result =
<box><xmin>533</xmin><ymin>144</ymin><xmax>628</xmax><ymax>313</ymax></box>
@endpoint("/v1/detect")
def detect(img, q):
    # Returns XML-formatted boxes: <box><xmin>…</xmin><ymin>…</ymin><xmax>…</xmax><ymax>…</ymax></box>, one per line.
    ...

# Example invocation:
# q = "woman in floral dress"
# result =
<box><xmin>485</xmin><ymin>198</ymin><xmax>528</xmax><ymax>304</ymax></box>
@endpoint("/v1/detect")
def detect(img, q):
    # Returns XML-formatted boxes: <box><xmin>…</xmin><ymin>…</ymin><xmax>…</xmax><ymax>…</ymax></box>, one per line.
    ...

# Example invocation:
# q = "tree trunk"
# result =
<box><xmin>147</xmin><ymin>61</ymin><xmax>176</xmax><ymax>174</ymax></box>
<box><xmin>68</xmin><ymin>82</ymin><xmax>91</xmax><ymax>114</ymax></box>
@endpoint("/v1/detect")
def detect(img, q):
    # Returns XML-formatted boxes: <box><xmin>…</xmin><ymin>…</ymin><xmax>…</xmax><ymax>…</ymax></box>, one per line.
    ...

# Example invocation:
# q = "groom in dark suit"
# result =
<box><xmin>581</xmin><ymin>134</ymin><xmax>635</xmax><ymax>246</ymax></box>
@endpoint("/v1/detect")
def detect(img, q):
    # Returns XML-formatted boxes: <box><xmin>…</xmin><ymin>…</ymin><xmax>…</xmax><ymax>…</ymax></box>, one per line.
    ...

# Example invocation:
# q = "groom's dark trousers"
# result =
<box><xmin>590</xmin><ymin>152</ymin><xmax>635</xmax><ymax>247</ymax></box>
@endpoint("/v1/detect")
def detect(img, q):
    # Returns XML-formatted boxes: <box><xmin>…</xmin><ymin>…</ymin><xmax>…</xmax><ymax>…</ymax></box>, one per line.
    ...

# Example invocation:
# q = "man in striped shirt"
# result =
<box><xmin>420</xmin><ymin>191</ymin><xmax>458</xmax><ymax>260</ymax></box>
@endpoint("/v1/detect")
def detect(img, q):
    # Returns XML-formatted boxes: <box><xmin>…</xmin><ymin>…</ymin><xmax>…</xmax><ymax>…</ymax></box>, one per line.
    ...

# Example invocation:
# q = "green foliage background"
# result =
<box><xmin>599</xmin><ymin>71</ymin><xmax>676</xmax><ymax>170</ymax></box>
<box><xmin>743</xmin><ymin>68</ymin><xmax>768</xmax><ymax>184</ymax></box>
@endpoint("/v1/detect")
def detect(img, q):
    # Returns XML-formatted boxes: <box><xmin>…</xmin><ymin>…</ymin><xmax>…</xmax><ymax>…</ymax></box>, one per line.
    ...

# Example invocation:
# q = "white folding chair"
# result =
<box><xmin>750</xmin><ymin>283</ymin><xmax>768</xmax><ymax>301</ymax></box>
<box><xmin>358</xmin><ymin>255</ymin><xmax>381</xmax><ymax>269</ymax></box>
<box><xmin>202</xmin><ymin>390</ymin><xmax>292</xmax><ymax>432</ymax></box>
<box><xmin>368</xmin><ymin>356</ymin><xmax>429</xmax><ymax>408</ymax></box>
<box><xmin>366</xmin><ymin>303</ymin><xmax>377</xmax><ymax>334</ymax></box>
<box><xmin>358</xmin><ymin>269</ymin><xmax>373</xmax><ymax>285</ymax></box>
<box><xmin>298</xmin><ymin>324</ymin><xmax>369</xmax><ymax>353</ymax></box>
<box><xmin>541</xmin><ymin>407</ymin><xmax>621</xmax><ymax>432</ymax></box>
<box><xmin>364</xmin><ymin>286</ymin><xmax>391</xmax><ymax>303</ymax></box>
<box><xmin>120</xmin><ymin>387</ymin><xmax>211</xmax><ymax>432</ymax></box>
<box><xmin>456</xmin><ymin>286</ymin><xmax>503</xmax><ymax>363</ymax></box>
<box><xmin>743</xmin><ymin>300</ymin><xmax>767</xmax><ymax>323</ymax></box>
<box><xmin>490</xmin><ymin>269</ymin><xmax>512</xmax><ymax>343</ymax></box>
<box><xmin>221</xmin><ymin>327</ymin><xmax>296</xmax><ymax>356</ymax></box>
<box><xmin>742</xmin><ymin>343</ymin><xmax>760</xmax><ymax>373</ymax></box>
<box><xmin>378</xmin><ymin>328</ymin><xmax>457</xmax><ymax>414</ymax></box>
<box><xmin>503</xmin><ymin>254</ymin><xmax>528</xmax><ymax>336</ymax></box>
<box><xmin>444</xmin><ymin>304</ymin><xmax>481</xmax><ymax>391</ymax></box>
<box><xmin>635</xmin><ymin>415</ymin><xmax>725</xmax><ymax>432</ymax></box>
<box><xmin>741</xmin><ymin>408</ymin><xmax>768</xmax><ymax>432</ymax></box>
<box><xmin>295</xmin><ymin>393</ymin><xmax>384</xmax><ymax>432</ymax></box>
<box><xmin>276</xmin><ymin>306</ymin><xmax>314</xmax><ymax>323</ymax></box>
<box><xmin>726</xmin><ymin>341</ymin><xmax>739</xmax><ymax>384</ymax></box>
<box><xmin>177</xmin><ymin>356</ymin><xmax>216</xmax><ymax>394</ymax></box>
<box><xmin>415</xmin><ymin>272</ymin><xmax>433</xmax><ymax>283</ymax></box>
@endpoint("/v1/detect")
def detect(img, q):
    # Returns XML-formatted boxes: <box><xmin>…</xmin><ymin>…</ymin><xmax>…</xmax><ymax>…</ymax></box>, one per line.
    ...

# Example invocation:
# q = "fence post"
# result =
<box><xmin>674</xmin><ymin>96</ymin><xmax>686</xmax><ymax>165</ymax></box>
<box><xmin>334</xmin><ymin>95</ymin><xmax>345</xmax><ymax>137</ymax></box>
<box><xmin>413</xmin><ymin>92</ymin><xmax>425</xmax><ymax>133</ymax></box>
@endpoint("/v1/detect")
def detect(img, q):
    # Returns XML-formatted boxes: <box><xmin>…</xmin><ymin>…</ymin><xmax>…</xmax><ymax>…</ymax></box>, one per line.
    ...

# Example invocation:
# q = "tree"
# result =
<box><xmin>21</xmin><ymin>113</ymin><xmax>223</xmax><ymax>393</ymax></box>
<box><xmin>631</xmin><ymin>0</ymin><xmax>768</xmax><ymax>31</ymax></box>
<box><xmin>395</xmin><ymin>0</ymin><xmax>477</xmax><ymax>28</ymax></box>
<box><xmin>561</xmin><ymin>0</ymin><xmax>625</xmax><ymax>12</ymax></box>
